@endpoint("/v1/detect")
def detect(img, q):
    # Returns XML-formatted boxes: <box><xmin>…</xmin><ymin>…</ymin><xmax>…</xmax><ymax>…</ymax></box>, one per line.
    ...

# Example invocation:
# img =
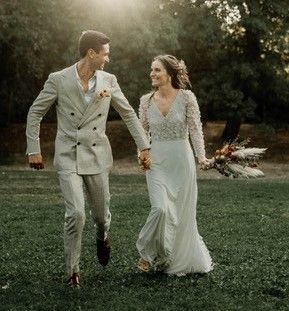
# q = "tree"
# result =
<box><xmin>161</xmin><ymin>0</ymin><xmax>289</xmax><ymax>141</ymax></box>
<box><xmin>212</xmin><ymin>0</ymin><xmax>289</xmax><ymax>140</ymax></box>
<box><xmin>0</xmin><ymin>0</ymin><xmax>79</xmax><ymax>126</ymax></box>
<box><xmin>1</xmin><ymin>0</ymin><xmax>288</xmax><ymax>135</ymax></box>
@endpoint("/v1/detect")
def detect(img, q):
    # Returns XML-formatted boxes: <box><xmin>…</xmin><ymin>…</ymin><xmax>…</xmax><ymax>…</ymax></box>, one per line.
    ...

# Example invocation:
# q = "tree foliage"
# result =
<box><xmin>0</xmin><ymin>0</ymin><xmax>79</xmax><ymax>125</ymax></box>
<box><xmin>0</xmin><ymin>0</ymin><xmax>288</xmax><ymax>137</ymax></box>
<box><xmin>211</xmin><ymin>0</ymin><xmax>289</xmax><ymax>133</ymax></box>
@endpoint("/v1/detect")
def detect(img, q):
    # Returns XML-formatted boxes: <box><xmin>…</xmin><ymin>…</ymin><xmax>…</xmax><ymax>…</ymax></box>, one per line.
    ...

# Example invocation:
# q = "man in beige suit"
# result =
<box><xmin>26</xmin><ymin>30</ymin><xmax>150</xmax><ymax>288</ymax></box>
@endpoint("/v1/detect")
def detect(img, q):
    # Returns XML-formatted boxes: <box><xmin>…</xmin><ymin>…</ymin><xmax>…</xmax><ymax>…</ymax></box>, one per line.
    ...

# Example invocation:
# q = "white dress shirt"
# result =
<box><xmin>75</xmin><ymin>64</ymin><xmax>97</xmax><ymax>104</ymax></box>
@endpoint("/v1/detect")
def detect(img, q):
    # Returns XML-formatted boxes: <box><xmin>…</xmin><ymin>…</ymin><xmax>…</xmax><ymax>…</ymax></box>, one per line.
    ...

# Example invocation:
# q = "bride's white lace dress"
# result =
<box><xmin>136</xmin><ymin>89</ymin><xmax>213</xmax><ymax>275</ymax></box>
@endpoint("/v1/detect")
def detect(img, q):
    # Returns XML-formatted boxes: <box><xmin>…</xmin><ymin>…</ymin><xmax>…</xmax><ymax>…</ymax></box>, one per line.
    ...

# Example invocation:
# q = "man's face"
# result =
<box><xmin>90</xmin><ymin>43</ymin><xmax>110</xmax><ymax>70</ymax></box>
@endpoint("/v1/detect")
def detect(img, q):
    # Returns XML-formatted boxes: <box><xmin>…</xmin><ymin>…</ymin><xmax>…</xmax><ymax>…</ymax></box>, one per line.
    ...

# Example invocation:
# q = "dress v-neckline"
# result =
<box><xmin>152</xmin><ymin>90</ymin><xmax>181</xmax><ymax>118</ymax></box>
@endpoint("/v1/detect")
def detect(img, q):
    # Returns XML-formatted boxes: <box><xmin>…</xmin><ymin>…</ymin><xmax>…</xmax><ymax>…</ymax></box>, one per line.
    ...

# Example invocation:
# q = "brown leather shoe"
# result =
<box><xmin>66</xmin><ymin>273</ymin><xmax>80</xmax><ymax>288</ymax></box>
<box><xmin>97</xmin><ymin>236</ymin><xmax>111</xmax><ymax>266</ymax></box>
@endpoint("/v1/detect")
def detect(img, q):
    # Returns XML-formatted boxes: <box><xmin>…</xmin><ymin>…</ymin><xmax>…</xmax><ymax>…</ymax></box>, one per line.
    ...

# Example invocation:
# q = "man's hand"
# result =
<box><xmin>138</xmin><ymin>149</ymin><xmax>151</xmax><ymax>170</ymax></box>
<box><xmin>28</xmin><ymin>153</ymin><xmax>44</xmax><ymax>170</ymax></box>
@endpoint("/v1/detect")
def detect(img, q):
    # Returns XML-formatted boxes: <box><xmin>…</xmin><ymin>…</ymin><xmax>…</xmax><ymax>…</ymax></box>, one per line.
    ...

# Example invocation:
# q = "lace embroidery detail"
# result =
<box><xmin>139</xmin><ymin>93</ymin><xmax>152</xmax><ymax>140</ymax></box>
<box><xmin>139</xmin><ymin>90</ymin><xmax>205</xmax><ymax>159</ymax></box>
<box><xmin>149</xmin><ymin>118</ymin><xmax>188</xmax><ymax>141</ymax></box>
<box><xmin>184</xmin><ymin>90</ymin><xmax>205</xmax><ymax>159</ymax></box>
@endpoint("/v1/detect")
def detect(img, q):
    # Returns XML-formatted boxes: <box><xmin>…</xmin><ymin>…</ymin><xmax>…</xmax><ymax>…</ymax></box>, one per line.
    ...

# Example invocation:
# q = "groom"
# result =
<box><xmin>26</xmin><ymin>30</ymin><xmax>150</xmax><ymax>288</ymax></box>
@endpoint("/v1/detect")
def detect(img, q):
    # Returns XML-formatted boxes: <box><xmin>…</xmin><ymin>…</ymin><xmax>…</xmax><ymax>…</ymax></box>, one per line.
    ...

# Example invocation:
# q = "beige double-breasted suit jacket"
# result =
<box><xmin>26</xmin><ymin>64</ymin><xmax>150</xmax><ymax>174</ymax></box>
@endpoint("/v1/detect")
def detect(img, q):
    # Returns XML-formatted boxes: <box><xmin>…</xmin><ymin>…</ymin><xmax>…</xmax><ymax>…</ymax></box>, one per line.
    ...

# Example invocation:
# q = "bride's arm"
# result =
<box><xmin>185</xmin><ymin>90</ymin><xmax>208</xmax><ymax>164</ymax></box>
<box><xmin>138</xmin><ymin>96</ymin><xmax>150</xmax><ymax>139</ymax></box>
<box><xmin>138</xmin><ymin>96</ymin><xmax>151</xmax><ymax>169</ymax></box>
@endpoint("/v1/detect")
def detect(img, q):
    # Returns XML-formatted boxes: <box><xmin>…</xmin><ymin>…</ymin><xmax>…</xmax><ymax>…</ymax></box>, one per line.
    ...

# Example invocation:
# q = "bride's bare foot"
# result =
<box><xmin>137</xmin><ymin>258</ymin><xmax>150</xmax><ymax>272</ymax></box>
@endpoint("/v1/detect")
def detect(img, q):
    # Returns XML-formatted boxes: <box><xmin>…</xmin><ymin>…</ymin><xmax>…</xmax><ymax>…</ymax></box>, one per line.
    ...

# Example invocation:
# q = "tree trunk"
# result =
<box><xmin>0</xmin><ymin>43</ymin><xmax>12</xmax><ymax>127</ymax></box>
<box><xmin>0</xmin><ymin>81</ymin><xmax>11</xmax><ymax>128</ymax></box>
<box><xmin>221</xmin><ymin>116</ymin><xmax>242</xmax><ymax>143</ymax></box>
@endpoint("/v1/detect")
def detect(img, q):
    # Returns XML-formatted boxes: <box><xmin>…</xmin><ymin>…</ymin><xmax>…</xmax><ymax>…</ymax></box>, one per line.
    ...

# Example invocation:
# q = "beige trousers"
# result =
<box><xmin>58</xmin><ymin>170</ymin><xmax>111</xmax><ymax>277</ymax></box>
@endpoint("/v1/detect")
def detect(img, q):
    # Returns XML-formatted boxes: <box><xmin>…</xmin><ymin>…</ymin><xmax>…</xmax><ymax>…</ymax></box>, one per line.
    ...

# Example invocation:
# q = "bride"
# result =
<box><xmin>136</xmin><ymin>55</ymin><xmax>213</xmax><ymax>276</ymax></box>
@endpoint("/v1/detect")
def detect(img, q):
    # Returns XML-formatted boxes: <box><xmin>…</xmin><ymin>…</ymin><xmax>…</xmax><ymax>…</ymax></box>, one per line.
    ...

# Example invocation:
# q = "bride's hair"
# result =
<box><xmin>153</xmin><ymin>55</ymin><xmax>192</xmax><ymax>89</ymax></box>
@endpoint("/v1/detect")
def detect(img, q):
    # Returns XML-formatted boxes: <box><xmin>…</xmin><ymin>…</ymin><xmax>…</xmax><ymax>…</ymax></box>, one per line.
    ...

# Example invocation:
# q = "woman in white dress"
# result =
<box><xmin>136</xmin><ymin>55</ymin><xmax>213</xmax><ymax>276</ymax></box>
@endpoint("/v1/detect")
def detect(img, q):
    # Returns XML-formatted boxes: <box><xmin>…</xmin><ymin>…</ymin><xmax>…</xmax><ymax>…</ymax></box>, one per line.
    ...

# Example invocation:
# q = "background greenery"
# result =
<box><xmin>0</xmin><ymin>171</ymin><xmax>288</xmax><ymax>310</ymax></box>
<box><xmin>1</xmin><ymin>0</ymin><xmax>289</xmax><ymax>139</ymax></box>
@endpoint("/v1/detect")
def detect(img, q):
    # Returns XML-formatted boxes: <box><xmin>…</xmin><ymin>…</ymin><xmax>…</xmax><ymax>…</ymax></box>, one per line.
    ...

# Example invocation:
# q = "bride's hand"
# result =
<box><xmin>198</xmin><ymin>157</ymin><xmax>212</xmax><ymax>170</ymax></box>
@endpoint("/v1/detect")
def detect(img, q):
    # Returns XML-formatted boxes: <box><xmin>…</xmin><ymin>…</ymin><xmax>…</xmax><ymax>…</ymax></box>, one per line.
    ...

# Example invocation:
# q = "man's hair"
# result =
<box><xmin>78</xmin><ymin>30</ymin><xmax>110</xmax><ymax>58</ymax></box>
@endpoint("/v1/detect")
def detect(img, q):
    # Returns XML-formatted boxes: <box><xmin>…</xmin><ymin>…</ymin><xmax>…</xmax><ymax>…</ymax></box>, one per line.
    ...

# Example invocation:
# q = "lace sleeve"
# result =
<box><xmin>185</xmin><ymin>90</ymin><xmax>206</xmax><ymax>160</ymax></box>
<box><xmin>138</xmin><ymin>95</ymin><xmax>150</xmax><ymax>139</ymax></box>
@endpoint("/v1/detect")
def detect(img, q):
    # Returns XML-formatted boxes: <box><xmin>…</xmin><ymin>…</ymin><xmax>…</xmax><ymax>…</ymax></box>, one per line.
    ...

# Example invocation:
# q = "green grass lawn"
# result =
<box><xmin>0</xmin><ymin>170</ymin><xmax>288</xmax><ymax>311</ymax></box>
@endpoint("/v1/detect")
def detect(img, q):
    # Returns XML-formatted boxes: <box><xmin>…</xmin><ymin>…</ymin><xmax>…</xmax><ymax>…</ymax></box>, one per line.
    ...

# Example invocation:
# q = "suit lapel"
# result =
<box><xmin>61</xmin><ymin>64</ymin><xmax>86</xmax><ymax>115</ymax></box>
<box><xmin>78</xmin><ymin>70</ymin><xmax>105</xmax><ymax>127</ymax></box>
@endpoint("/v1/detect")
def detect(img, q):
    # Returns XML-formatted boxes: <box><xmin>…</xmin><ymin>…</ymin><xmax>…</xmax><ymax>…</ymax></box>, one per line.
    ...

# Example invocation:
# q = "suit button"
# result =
<box><xmin>77</xmin><ymin>142</ymin><xmax>80</xmax><ymax>145</ymax></box>
<box><xmin>78</xmin><ymin>126</ymin><xmax>81</xmax><ymax>130</ymax></box>
<box><xmin>92</xmin><ymin>143</ymin><xmax>96</xmax><ymax>146</ymax></box>
<box><xmin>71</xmin><ymin>112</ymin><xmax>75</xmax><ymax>116</ymax></box>
<box><xmin>98</xmin><ymin>113</ymin><xmax>102</xmax><ymax>117</ymax></box>
<box><xmin>93</xmin><ymin>127</ymin><xmax>96</xmax><ymax>131</ymax></box>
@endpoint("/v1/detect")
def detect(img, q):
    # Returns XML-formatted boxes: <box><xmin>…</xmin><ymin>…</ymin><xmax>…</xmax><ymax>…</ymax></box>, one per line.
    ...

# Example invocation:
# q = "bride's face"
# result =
<box><xmin>150</xmin><ymin>60</ymin><xmax>171</xmax><ymax>88</ymax></box>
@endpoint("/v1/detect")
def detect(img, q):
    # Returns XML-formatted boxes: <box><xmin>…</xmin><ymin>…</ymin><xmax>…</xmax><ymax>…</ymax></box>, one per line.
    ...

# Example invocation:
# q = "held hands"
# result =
<box><xmin>138</xmin><ymin>149</ymin><xmax>151</xmax><ymax>170</ymax></box>
<box><xmin>28</xmin><ymin>153</ymin><xmax>44</xmax><ymax>170</ymax></box>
